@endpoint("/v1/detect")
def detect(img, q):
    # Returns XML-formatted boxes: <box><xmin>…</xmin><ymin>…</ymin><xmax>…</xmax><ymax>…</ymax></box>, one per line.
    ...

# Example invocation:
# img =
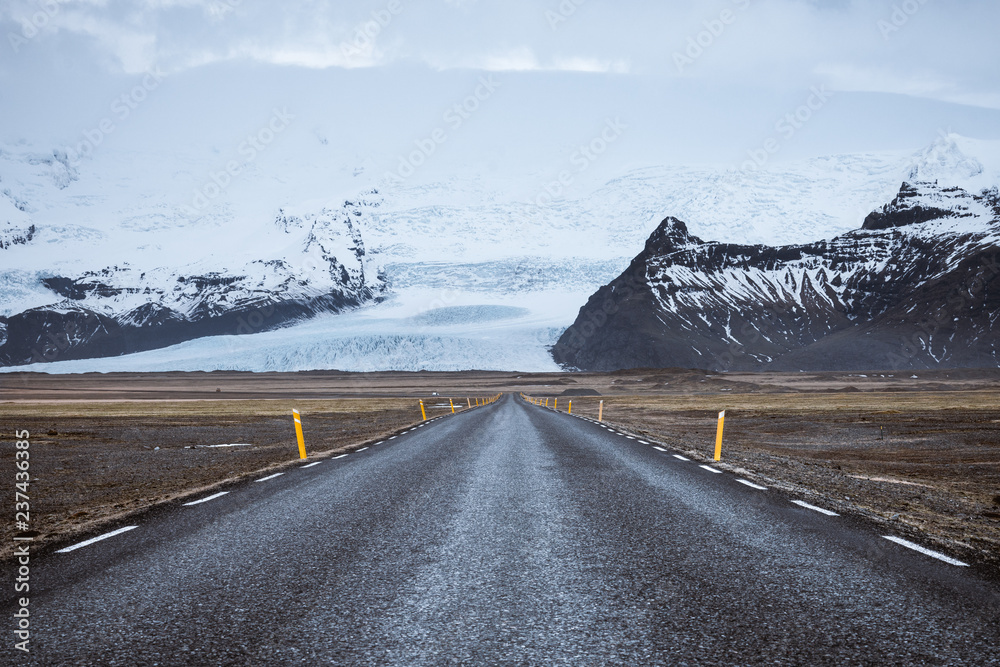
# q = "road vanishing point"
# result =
<box><xmin>9</xmin><ymin>394</ymin><xmax>1000</xmax><ymax>665</ymax></box>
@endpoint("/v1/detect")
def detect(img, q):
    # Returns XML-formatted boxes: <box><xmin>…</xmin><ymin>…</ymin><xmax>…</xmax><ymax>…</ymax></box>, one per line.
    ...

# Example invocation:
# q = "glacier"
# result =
<box><xmin>2</xmin><ymin>131</ymin><xmax>999</xmax><ymax>373</ymax></box>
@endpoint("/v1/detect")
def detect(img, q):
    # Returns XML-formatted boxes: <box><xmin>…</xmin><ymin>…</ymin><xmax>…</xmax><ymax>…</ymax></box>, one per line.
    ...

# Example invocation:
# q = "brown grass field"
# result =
<box><xmin>2</xmin><ymin>368</ymin><xmax>999</xmax><ymax>565</ymax></box>
<box><xmin>551</xmin><ymin>392</ymin><xmax>1000</xmax><ymax>566</ymax></box>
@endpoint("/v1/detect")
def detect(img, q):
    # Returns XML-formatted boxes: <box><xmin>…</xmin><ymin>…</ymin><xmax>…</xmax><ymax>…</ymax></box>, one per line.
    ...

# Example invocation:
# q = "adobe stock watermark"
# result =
<box><xmin>545</xmin><ymin>0</ymin><xmax>587</xmax><ymax>31</ymax></box>
<box><xmin>385</xmin><ymin>75</ymin><xmax>501</xmax><ymax>184</ymax></box>
<box><xmin>673</xmin><ymin>0</ymin><xmax>751</xmax><ymax>74</ymax></box>
<box><xmin>62</xmin><ymin>68</ymin><xmax>167</xmax><ymax>167</ymax></box>
<box><xmin>339</xmin><ymin>0</ymin><xmax>403</xmax><ymax>64</ymax></box>
<box><xmin>557</xmin><ymin>279</ymin><xmax>638</xmax><ymax>365</ymax></box>
<box><xmin>709</xmin><ymin>304</ymin><xmax>792</xmax><ymax>372</ymax></box>
<box><xmin>7</xmin><ymin>0</ymin><xmax>69</xmax><ymax>54</ymax></box>
<box><xmin>531</xmin><ymin>117</ymin><xmax>627</xmax><ymax>207</ymax></box>
<box><xmin>183</xmin><ymin>107</ymin><xmax>294</xmax><ymax>218</ymax></box>
<box><xmin>877</xmin><ymin>0</ymin><xmax>933</xmax><ymax>40</ymax></box>
<box><xmin>13</xmin><ymin>429</ymin><xmax>32</xmax><ymax>654</ymax></box>
<box><xmin>887</xmin><ymin>252</ymin><xmax>1000</xmax><ymax>370</ymax></box>
<box><xmin>207</xmin><ymin>0</ymin><xmax>244</xmax><ymax>20</ymax></box>
<box><xmin>741</xmin><ymin>85</ymin><xmax>833</xmax><ymax>171</ymax></box>
<box><xmin>23</xmin><ymin>310</ymin><xmax>103</xmax><ymax>365</ymax></box>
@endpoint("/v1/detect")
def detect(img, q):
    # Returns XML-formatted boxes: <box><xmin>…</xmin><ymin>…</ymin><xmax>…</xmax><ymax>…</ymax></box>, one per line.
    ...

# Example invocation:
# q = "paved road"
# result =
<box><xmin>8</xmin><ymin>394</ymin><xmax>1000</xmax><ymax>664</ymax></box>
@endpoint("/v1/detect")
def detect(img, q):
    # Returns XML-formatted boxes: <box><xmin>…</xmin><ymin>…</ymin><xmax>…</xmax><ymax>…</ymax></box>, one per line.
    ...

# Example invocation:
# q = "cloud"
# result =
<box><xmin>0</xmin><ymin>0</ymin><xmax>997</xmax><ymax>110</ymax></box>
<box><xmin>422</xmin><ymin>47</ymin><xmax>629</xmax><ymax>74</ymax></box>
<box><xmin>477</xmin><ymin>46</ymin><xmax>539</xmax><ymax>72</ymax></box>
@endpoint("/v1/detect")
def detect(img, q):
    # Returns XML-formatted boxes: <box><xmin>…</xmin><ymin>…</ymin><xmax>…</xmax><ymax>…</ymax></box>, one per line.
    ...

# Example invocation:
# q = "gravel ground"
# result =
<box><xmin>4</xmin><ymin>369</ymin><xmax>999</xmax><ymax>568</ymax></box>
<box><xmin>0</xmin><ymin>399</ymin><xmax>454</xmax><ymax>558</ymax></box>
<box><xmin>563</xmin><ymin>394</ymin><xmax>1000</xmax><ymax>568</ymax></box>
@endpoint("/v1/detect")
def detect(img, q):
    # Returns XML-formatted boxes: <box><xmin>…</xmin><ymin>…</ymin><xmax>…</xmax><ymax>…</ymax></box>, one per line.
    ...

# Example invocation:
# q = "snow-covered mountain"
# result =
<box><xmin>0</xmin><ymin>196</ymin><xmax>385</xmax><ymax>365</ymax></box>
<box><xmin>1</xmin><ymin>133</ymin><xmax>998</xmax><ymax>372</ymax></box>
<box><xmin>553</xmin><ymin>141</ymin><xmax>1000</xmax><ymax>372</ymax></box>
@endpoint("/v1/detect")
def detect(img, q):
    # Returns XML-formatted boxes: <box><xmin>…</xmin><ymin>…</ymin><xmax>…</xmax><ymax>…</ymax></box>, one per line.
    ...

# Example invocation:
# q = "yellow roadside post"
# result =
<box><xmin>554</xmin><ymin>398</ymin><xmax>558</xmax><ymax>410</ymax></box>
<box><xmin>468</xmin><ymin>398</ymin><xmax>472</xmax><ymax>408</ymax></box>
<box><xmin>292</xmin><ymin>409</ymin><xmax>307</xmax><ymax>459</ymax></box>
<box><xmin>599</xmin><ymin>400</ymin><xmax>604</xmax><ymax>421</ymax></box>
<box><xmin>450</xmin><ymin>398</ymin><xmax>455</xmax><ymax>414</ymax></box>
<box><xmin>420</xmin><ymin>400</ymin><xmax>427</xmax><ymax>421</ymax></box>
<box><xmin>568</xmin><ymin>401</ymin><xmax>572</xmax><ymax>414</ymax></box>
<box><xmin>714</xmin><ymin>410</ymin><xmax>726</xmax><ymax>461</ymax></box>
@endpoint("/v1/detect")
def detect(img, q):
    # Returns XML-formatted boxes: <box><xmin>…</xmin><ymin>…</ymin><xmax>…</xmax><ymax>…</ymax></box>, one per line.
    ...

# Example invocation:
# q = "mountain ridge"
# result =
<box><xmin>552</xmin><ymin>178</ymin><xmax>1000</xmax><ymax>372</ymax></box>
<box><xmin>2</xmin><ymin>134</ymin><xmax>999</xmax><ymax>372</ymax></box>
<box><xmin>0</xmin><ymin>198</ymin><xmax>386</xmax><ymax>366</ymax></box>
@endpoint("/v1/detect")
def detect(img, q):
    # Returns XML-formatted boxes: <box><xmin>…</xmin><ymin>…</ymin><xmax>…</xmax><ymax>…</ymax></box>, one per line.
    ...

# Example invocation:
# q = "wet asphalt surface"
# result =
<box><xmin>7</xmin><ymin>394</ymin><xmax>1000</xmax><ymax>665</ymax></box>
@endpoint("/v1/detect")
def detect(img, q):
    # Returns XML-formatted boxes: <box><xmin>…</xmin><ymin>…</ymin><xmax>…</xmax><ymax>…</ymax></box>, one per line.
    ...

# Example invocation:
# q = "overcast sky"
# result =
<box><xmin>2</xmin><ymin>0</ymin><xmax>999</xmax><ymax>109</ymax></box>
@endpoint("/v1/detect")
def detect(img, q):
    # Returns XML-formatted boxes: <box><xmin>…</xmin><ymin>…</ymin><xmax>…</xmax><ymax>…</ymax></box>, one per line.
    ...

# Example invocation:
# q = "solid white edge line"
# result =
<box><xmin>792</xmin><ymin>500</ymin><xmax>839</xmax><ymax>516</ymax></box>
<box><xmin>183</xmin><ymin>491</ymin><xmax>229</xmax><ymax>506</ymax></box>
<box><xmin>882</xmin><ymin>536</ymin><xmax>969</xmax><ymax>567</ymax></box>
<box><xmin>56</xmin><ymin>526</ymin><xmax>138</xmax><ymax>553</ymax></box>
<box><xmin>301</xmin><ymin>462</ymin><xmax>321</xmax><ymax>468</ymax></box>
<box><xmin>699</xmin><ymin>465</ymin><xmax>723</xmax><ymax>474</ymax></box>
<box><xmin>255</xmin><ymin>473</ymin><xmax>284</xmax><ymax>482</ymax></box>
<box><xmin>332</xmin><ymin>454</ymin><xmax>348</xmax><ymax>459</ymax></box>
<box><xmin>653</xmin><ymin>446</ymin><xmax>667</xmax><ymax>452</ymax></box>
<box><xmin>736</xmin><ymin>479</ymin><xmax>767</xmax><ymax>490</ymax></box>
<box><xmin>673</xmin><ymin>455</ymin><xmax>690</xmax><ymax>461</ymax></box>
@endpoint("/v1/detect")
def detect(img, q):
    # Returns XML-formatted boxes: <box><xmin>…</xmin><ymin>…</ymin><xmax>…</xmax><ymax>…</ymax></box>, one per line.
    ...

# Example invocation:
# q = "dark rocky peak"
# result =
<box><xmin>862</xmin><ymin>181</ymin><xmax>975</xmax><ymax>231</ymax></box>
<box><xmin>643</xmin><ymin>216</ymin><xmax>703</xmax><ymax>254</ymax></box>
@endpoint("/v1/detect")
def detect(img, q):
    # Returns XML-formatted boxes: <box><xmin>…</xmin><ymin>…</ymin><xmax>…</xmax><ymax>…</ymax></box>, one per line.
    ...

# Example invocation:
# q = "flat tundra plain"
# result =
<box><xmin>1</xmin><ymin>368</ymin><xmax>998</xmax><ymax>568</ymax></box>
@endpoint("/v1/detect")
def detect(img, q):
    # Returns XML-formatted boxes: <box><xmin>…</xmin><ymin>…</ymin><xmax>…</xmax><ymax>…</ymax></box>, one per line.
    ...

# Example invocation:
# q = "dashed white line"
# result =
<box><xmin>356</xmin><ymin>447</ymin><xmax>368</xmax><ymax>452</ymax></box>
<box><xmin>332</xmin><ymin>454</ymin><xmax>348</xmax><ymax>460</ymax></box>
<box><xmin>256</xmin><ymin>473</ymin><xmax>284</xmax><ymax>482</ymax></box>
<box><xmin>699</xmin><ymin>465</ymin><xmax>723</xmax><ymax>474</ymax></box>
<box><xmin>673</xmin><ymin>455</ymin><xmax>690</xmax><ymax>461</ymax></box>
<box><xmin>183</xmin><ymin>491</ymin><xmax>229</xmax><ymax>506</ymax></box>
<box><xmin>882</xmin><ymin>536</ymin><xmax>969</xmax><ymax>567</ymax></box>
<box><xmin>736</xmin><ymin>479</ymin><xmax>767</xmax><ymax>490</ymax></box>
<box><xmin>626</xmin><ymin>436</ymin><xmax>636</xmax><ymax>440</ymax></box>
<box><xmin>792</xmin><ymin>500</ymin><xmax>839</xmax><ymax>516</ymax></box>
<box><xmin>301</xmin><ymin>462</ymin><xmax>321</xmax><ymax>468</ymax></box>
<box><xmin>653</xmin><ymin>446</ymin><xmax>667</xmax><ymax>452</ymax></box>
<box><xmin>389</xmin><ymin>436</ymin><xmax>397</xmax><ymax>440</ymax></box>
<box><xmin>56</xmin><ymin>526</ymin><xmax>138</xmax><ymax>553</ymax></box>
<box><xmin>638</xmin><ymin>440</ymin><xmax>650</xmax><ymax>445</ymax></box>
<box><xmin>373</xmin><ymin>441</ymin><xmax>384</xmax><ymax>446</ymax></box>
